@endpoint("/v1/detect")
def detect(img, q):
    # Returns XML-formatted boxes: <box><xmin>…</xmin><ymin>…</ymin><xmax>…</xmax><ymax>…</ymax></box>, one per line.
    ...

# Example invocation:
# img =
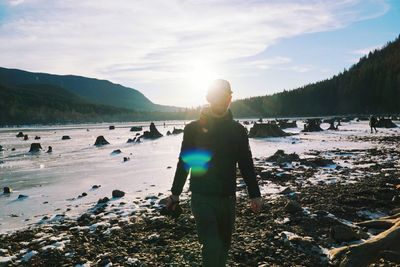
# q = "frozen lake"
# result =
<box><xmin>0</xmin><ymin>119</ymin><xmax>398</xmax><ymax>232</ymax></box>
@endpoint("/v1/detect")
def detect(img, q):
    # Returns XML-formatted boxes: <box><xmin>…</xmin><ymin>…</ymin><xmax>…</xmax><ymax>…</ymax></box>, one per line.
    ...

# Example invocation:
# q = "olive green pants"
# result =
<box><xmin>191</xmin><ymin>193</ymin><xmax>236</xmax><ymax>267</ymax></box>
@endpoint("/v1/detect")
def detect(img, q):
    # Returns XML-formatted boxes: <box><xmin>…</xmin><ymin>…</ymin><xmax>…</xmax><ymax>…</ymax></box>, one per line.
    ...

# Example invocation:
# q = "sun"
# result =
<box><xmin>186</xmin><ymin>59</ymin><xmax>220</xmax><ymax>93</ymax></box>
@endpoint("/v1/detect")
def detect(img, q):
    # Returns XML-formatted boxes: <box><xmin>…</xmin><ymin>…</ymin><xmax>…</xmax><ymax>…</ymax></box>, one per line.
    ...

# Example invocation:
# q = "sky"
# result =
<box><xmin>0</xmin><ymin>0</ymin><xmax>399</xmax><ymax>107</ymax></box>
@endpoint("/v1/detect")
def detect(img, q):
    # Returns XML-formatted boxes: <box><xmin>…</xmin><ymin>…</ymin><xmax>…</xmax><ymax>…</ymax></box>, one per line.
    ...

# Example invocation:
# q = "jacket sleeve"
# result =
<box><xmin>237</xmin><ymin>126</ymin><xmax>261</xmax><ymax>199</ymax></box>
<box><xmin>171</xmin><ymin>124</ymin><xmax>194</xmax><ymax>196</ymax></box>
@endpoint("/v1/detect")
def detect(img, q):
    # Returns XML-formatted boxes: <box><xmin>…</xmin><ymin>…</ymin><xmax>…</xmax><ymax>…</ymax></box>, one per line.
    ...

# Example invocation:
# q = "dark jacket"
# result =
<box><xmin>171</xmin><ymin>107</ymin><xmax>261</xmax><ymax>198</ymax></box>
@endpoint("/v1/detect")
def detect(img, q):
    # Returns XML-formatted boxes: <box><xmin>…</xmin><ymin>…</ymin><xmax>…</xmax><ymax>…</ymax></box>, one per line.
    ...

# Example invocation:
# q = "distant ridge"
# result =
<box><xmin>0</xmin><ymin>67</ymin><xmax>180</xmax><ymax>112</ymax></box>
<box><xmin>231</xmin><ymin>34</ymin><xmax>400</xmax><ymax>117</ymax></box>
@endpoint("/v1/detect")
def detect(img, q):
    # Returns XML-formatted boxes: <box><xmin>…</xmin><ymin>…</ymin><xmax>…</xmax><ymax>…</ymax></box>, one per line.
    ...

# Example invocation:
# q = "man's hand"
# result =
<box><xmin>165</xmin><ymin>195</ymin><xmax>180</xmax><ymax>211</ymax></box>
<box><xmin>250</xmin><ymin>197</ymin><xmax>263</xmax><ymax>213</ymax></box>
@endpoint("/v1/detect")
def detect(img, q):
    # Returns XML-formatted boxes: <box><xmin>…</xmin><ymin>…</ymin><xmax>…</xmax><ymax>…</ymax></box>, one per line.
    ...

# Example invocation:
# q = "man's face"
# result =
<box><xmin>207</xmin><ymin>92</ymin><xmax>232</xmax><ymax>114</ymax></box>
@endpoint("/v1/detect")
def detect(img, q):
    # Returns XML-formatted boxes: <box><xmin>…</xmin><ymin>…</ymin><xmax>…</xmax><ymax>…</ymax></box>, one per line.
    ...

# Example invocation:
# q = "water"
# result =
<box><xmin>0</xmin><ymin>119</ymin><xmax>397</xmax><ymax>232</ymax></box>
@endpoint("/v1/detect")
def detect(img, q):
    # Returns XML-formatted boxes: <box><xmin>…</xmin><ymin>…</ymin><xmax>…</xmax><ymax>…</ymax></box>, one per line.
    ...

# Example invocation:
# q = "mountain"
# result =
<box><xmin>231</xmin><ymin>35</ymin><xmax>400</xmax><ymax>117</ymax></box>
<box><xmin>0</xmin><ymin>67</ymin><xmax>179</xmax><ymax>112</ymax></box>
<box><xmin>0</xmin><ymin>83</ymin><xmax>198</xmax><ymax>125</ymax></box>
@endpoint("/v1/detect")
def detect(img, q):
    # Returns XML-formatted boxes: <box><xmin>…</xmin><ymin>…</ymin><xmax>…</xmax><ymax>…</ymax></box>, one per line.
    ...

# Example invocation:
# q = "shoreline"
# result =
<box><xmin>1</xmin><ymin>133</ymin><xmax>399</xmax><ymax>266</ymax></box>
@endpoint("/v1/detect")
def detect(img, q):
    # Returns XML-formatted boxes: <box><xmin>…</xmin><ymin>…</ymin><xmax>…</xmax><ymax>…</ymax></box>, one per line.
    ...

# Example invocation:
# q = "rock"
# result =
<box><xmin>0</xmin><ymin>144</ymin><xmax>3</xmax><ymax>151</ymax></box>
<box><xmin>266</xmin><ymin>150</ymin><xmax>300</xmax><ymax>163</ymax></box>
<box><xmin>279</xmin><ymin>187</ymin><xmax>294</xmax><ymax>195</ymax></box>
<box><xmin>376</xmin><ymin>118</ymin><xmax>397</xmax><ymax>128</ymax></box>
<box><xmin>92</xmin><ymin>185</ymin><xmax>101</xmax><ymax>189</ymax></box>
<box><xmin>29</xmin><ymin>143</ymin><xmax>42</xmax><ymax>152</ymax></box>
<box><xmin>111</xmin><ymin>149</ymin><xmax>122</xmax><ymax>155</ymax></box>
<box><xmin>61</xmin><ymin>135</ymin><xmax>71</xmax><ymax>140</ymax></box>
<box><xmin>16</xmin><ymin>131</ymin><xmax>24</xmax><ymax>137</ymax></box>
<box><xmin>277</xmin><ymin>119</ymin><xmax>297</xmax><ymax>129</ymax></box>
<box><xmin>284</xmin><ymin>200</ymin><xmax>302</xmax><ymax>214</ymax></box>
<box><xmin>172</xmin><ymin>127</ymin><xmax>184</xmax><ymax>135</ymax></box>
<box><xmin>3</xmin><ymin>187</ymin><xmax>11</xmax><ymax>194</ymax></box>
<box><xmin>23</xmin><ymin>134</ymin><xmax>29</xmax><ymax>140</ymax></box>
<box><xmin>81</xmin><ymin>192</ymin><xmax>87</xmax><ymax>197</ymax></box>
<box><xmin>127</xmin><ymin>138</ymin><xmax>135</xmax><ymax>143</ymax></box>
<box><xmin>327</xmin><ymin>119</ymin><xmax>338</xmax><ymax>130</ymax></box>
<box><xmin>34</xmin><ymin>136</ymin><xmax>41</xmax><ymax>140</ymax></box>
<box><xmin>11</xmin><ymin>148</ymin><xmax>15</xmax><ymax>151</ymax></box>
<box><xmin>112</xmin><ymin>190</ymin><xmax>125</xmax><ymax>198</ymax></box>
<box><xmin>300</xmin><ymin>157</ymin><xmax>335</xmax><ymax>167</ymax></box>
<box><xmin>141</xmin><ymin>122</ymin><xmax>163</xmax><ymax>139</ymax></box>
<box><xmin>330</xmin><ymin>224</ymin><xmax>362</xmax><ymax>243</ymax></box>
<box><xmin>109</xmin><ymin>125</ymin><xmax>115</xmax><ymax>130</ymax></box>
<box><xmin>18</xmin><ymin>194</ymin><xmax>28</xmax><ymax>199</ymax></box>
<box><xmin>123</xmin><ymin>157</ymin><xmax>130</xmax><ymax>162</ymax></box>
<box><xmin>97</xmin><ymin>197</ymin><xmax>110</xmax><ymax>204</ymax></box>
<box><xmin>130</xmin><ymin>126</ymin><xmax>142</xmax><ymax>132</ymax></box>
<box><xmin>145</xmin><ymin>195</ymin><xmax>158</xmax><ymax>200</ymax></box>
<box><xmin>94</xmin><ymin>136</ymin><xmax>110</xmax><ymax>146</ymax></box>
<box><xmin>302</xmin><ymin>119</ymin><xmax>323</xmax><ymax>132</ymax></box>
<box><xmin>46</xmin><ymin>146</ymin><xmax>53</xmax><ymax>153</ymax></box>
<box><xmin>249</xmin><ymin>123</ymin><xmax>290</xmax><ymax>138</ymax></box>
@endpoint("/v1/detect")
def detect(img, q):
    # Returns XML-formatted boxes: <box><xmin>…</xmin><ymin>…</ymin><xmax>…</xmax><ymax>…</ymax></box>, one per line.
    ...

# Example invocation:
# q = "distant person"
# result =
<box><xmin>166</xmin><ymin>79</ymin><xmax>263</xmax><ymax>267</ymax></box>
<box><xmin>369</xmin><ymin>115</ymin><xmax>378</xmax><ymax>133</ymax></box>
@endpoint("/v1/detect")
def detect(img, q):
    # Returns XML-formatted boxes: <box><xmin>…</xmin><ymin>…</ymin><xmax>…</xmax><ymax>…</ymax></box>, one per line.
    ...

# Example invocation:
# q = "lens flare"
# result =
<box><xmin>181</xmin><ymin>149</ymin><xmax>213</xmax><ymax>175</ymax></box>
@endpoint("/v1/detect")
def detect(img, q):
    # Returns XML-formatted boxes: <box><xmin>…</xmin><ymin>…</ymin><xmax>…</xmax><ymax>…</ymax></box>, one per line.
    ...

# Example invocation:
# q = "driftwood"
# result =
<box><xmin>329</xmin><ymin>212</ymin><xmax>400</xmax><ymax>266</ymax></box>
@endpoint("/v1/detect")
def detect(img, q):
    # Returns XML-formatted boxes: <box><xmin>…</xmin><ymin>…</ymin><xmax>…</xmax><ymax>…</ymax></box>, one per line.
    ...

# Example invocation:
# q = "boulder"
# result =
<box><xmin>302</xmin><ymin>119</ymin><xmax>323</xmax><ymax>132</ymax></box>
<box><xmin>109</xmin><ymin>125</ymin><xmax>115</xmax><ymax>130</ymax></box>
<box><xmin>112</xmin><ymin>190</ymin><xmax>125</xmax><ymax>198</ymax></box>
<box><xmin>284</xmin><ymin>200</ymin><xmax>303</xmax><ymax>214</ymax></box>
<box><xmin>376</xmin><ymin>118</ymin><xmax>397</xmax><ymax>128</ymax></box>
<box><xmin>3</xmin><ymin>187</ymin><xmax>11</xmax><ymax>194</ymax></box>
<box><xmin>97</xmin><ymin>197</ymin><xmax>110</xmax><ymax>204</ymax></box>
<box><xmin>300</xmin><ymin>157</ymin><xmax>335</xmax><ymax>167</ymax></box>
<box><xmin>61</xmin><ymin>135</ymin><xmax>71</xmax><ymax>140</ymax></box>
<box><xmin>327</xmin><ymin>119</ymin><xmax>338</xmax><ymax>130</ymax></box>
<box><xmin>29</xmin><ymin>143</ymin><xmax>42</xmax><ymax>153</ymax></box>
<box><xmin>141</xmin><ymin>122</ymin><xmax>163</xmax><ymax>139</ymax></box>
<box><xmin>130</xmin><ymin>126</ymin><xmax>143</xmax><ymax>132</ymax></box>
<box><xmin>16</xmin><ymin>132</ymin><xmax>24</xmax><ymax>137</ymax></box>
<box><xmin>172</xmin><ymin>127</ymin><xmax>184</xmax><ymax>135</ymax></box>
<box><xmin>277</xmin><ymin>119</ymin><xmax>297</xmax><ymax>129</ymax></box>
<box><xmin>331</xmin><ymin>224</ymin><xmax>362</xmax><ymax>243</ymax></box>
<box><xmin>249</xmin><ymin>123</ymin><xmax>290</xmax><ymax>138</ymax></box>
<box><xmin>266</xmin><ymin>150</ymin><xmax>300</xmax><ymax>163</ymax></box>
<box><xmin>111</xmin><ymin>149</ymin><xmax>122</xmax><ymax>155</ymax></box>
<box><xmin>94</xmin><ymin>136</ymin><xmax>110</xmax><ymax>146</ymax></box>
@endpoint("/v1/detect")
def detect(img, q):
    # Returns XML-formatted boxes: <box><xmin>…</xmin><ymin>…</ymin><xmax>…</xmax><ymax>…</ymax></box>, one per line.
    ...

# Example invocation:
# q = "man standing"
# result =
<box><xmin>166</xmin><ymin>79</ymin><xmax>263</xmax><ymax>267</ymax></box>
<box><xmin>369</xmin><ymin>115</ymin><xmax>378</xmax><ymax>133</ymax></box>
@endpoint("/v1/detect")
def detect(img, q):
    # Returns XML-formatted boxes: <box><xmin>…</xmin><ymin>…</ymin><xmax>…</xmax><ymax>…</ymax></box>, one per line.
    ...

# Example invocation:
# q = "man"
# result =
<box><xmin>369</xmin><ymin>115</ymin><xmax>378</xmax><ymax>133</ymax></box>
<box><xmin>166</xmin><ymin>79</ymin><xmax>263</xmax><ymax>267</ymax></box>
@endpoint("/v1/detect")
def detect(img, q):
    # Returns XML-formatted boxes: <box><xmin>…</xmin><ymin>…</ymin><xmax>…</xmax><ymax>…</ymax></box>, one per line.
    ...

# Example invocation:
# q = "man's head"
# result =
<box><xmin>206</xmin><ymin>79</ymin><xmax>232</xmax><ymax>115</ymax></box>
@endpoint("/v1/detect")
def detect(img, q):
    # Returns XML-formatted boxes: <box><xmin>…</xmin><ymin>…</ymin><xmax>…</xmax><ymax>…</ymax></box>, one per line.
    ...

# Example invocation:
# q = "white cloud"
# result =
<box><xmin>352</xmin><ymin>45</ymin><xmax>383</xmax><ymax>55</ymax></box>
<box><xmin>0</xmin><ymin>0</ymin><xmax>390</xmax><ymax>106</ymax></box>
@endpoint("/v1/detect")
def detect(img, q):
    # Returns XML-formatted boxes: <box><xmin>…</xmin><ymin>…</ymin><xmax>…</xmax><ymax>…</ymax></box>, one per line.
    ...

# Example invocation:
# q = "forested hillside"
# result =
<box><xmin>0</xmin><ymin>67</ymin><xmax>179</xmax><ymax>112</ymax></box>
<box><xmin>231</xmin><ymin>35</ymin><xmax>400</xmax><ymax>117</ymax></box>
<box><xmin>0</xmin><ymin>84</ymin><xmax>197</xmax><ymax>125</ymax></box>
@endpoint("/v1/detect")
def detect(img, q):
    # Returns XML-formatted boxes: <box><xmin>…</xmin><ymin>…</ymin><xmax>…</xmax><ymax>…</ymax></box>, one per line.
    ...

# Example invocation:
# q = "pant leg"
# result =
<box><xmin>191</xmin><ymin>194</ymin><xmax>225</xmax><ymax>267</ymax></box>
<box><xmin>217</xmin><ymin>196</ymin><xmax>236</xmax><ymax>266</ymax></box>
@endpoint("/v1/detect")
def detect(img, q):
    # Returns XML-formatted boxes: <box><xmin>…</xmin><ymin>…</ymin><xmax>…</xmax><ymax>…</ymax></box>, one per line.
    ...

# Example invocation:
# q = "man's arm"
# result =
<box><xmin>170</xmin><ymin>124</ymin><xmax>193</xmax><ymax>196</ymax></box>
<box><xmin>237</xmin><ymin>126</ymin><xmax>261</xmax><ymax>199</ymax></box>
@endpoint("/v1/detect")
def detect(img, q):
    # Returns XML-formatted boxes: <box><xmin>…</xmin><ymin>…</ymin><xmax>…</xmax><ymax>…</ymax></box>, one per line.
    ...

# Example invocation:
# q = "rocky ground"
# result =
<box><xmin>0</xmin><ymin>135</ymin><xmax>399</xmax><ymax>267</ymax></box>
